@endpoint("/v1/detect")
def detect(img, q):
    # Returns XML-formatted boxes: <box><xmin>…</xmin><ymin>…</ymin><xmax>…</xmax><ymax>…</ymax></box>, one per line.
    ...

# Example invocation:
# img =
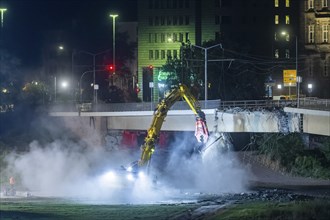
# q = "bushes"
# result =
<box><xmin>255</xmin><ymin>133</ymin><xmax>330</xmax><ymax>179</ymax></box>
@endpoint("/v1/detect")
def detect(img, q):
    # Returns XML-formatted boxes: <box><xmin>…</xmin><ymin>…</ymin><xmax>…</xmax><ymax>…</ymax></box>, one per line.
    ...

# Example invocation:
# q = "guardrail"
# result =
<box><xmin>49</xmin><ymin>99</ymin><xmax>221</xmax><ymax>112</ymax></box>
<box><xmin>48</xmin><ymin>98</ymin><xmax>330</xmax><ymax>113</ymax></box>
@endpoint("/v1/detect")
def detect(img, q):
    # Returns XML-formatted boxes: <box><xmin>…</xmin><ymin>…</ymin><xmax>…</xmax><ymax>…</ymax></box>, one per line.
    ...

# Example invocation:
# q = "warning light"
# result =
<box><xmin>107</xmin><ymin>65</ymin><xmax>115</xmax><ymax>73</ymax></box>
<box><xmin>148</xmin><ymin>65</ymin><xmax>153</xmax><ymax>69</ymax></box>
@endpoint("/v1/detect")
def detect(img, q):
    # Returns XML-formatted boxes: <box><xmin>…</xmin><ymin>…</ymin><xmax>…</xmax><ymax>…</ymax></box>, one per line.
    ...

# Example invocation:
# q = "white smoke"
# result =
<box><xmin>163</xmin><ymin>132</ymin><xmax>249</xmax><ymax>194</ymax></box>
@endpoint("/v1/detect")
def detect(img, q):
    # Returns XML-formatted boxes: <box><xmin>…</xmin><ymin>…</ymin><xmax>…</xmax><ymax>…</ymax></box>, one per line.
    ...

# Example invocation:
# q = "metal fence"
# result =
<box><xmin>48</xmin><ymin>98</ymin><xmax>330</xmax><ymax>113</ymax></box>
<box><xmin>49</xmin><ymin>99</ymin><xmax>221</xmax><ymax>112</ymax></box>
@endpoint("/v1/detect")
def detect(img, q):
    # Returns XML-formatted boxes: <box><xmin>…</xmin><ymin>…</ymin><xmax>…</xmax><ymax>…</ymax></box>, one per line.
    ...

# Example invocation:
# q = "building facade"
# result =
<box><xmin>137</xmin><ymin>0</ymin><xmax>328</xmax><ymax>102</ymax></box>
<box><xmin>301</xmin><ymin>0</ymin><xmax>330</xmax><ymax>98</ymax></box>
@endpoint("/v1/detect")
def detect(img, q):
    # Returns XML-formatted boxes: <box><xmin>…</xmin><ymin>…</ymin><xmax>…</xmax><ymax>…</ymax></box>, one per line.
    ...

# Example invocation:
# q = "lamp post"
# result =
<box><xmin>76</xmin><ymin>50</ymin><xmax>109</xmax><ymax>103</ymax></box>
<box><xmin>190</xmin><ymin>44</ymin><xmax>223</xmax><ymax>106</ymax></box>
<box><xmin>110</xmin><ymin>14</ymin><xmax>118</xmax><ymax>77</ymax></box>
<box><xmin>0</xmin><ymin>8</ymin><xmax>7</xmax><ymax>28</ymax></box>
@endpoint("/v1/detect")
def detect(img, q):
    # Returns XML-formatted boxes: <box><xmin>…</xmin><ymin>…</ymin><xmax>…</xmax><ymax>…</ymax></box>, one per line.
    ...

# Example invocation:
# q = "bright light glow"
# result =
<box><xmin>127</xmin><ymin>166</ymin><xmax>132</xmax><ymax>172</ymax></box>
<box><xmin>2</xmin><ymin>88</ymin><xmax>8</xmax><ymax>93</ymax></box>
<box><xmin>110</xmin><ymin>14</ymin><xmax>118</xmax><ymax>19</ymax></box>
<box><xmin>58</xmin><ymin>45</ymin><xmax>64</xmax><ymax>50</ymax></box>
<box><xmin>158</xmin><ymin>83</ymin><xmax>165</xmax><ymax>89</ymax></box>
<box><xmin>127</xmin><ymin>173</ymin><xmax>134</xmax><ymax>181</ymax></box>
<box><xmin>138</xmin><ymin>171</ymin><xmax>145</xmax><ymax>178</ymax></box>
<box><xmin>281</xmin><ymin>31</ymin><xmax>287</xmax><ymax>36</ymax></box>
<box><xmin>308</xmin><ymin>83</ymin><xmax>313</xmax><ymax>89</ymax></box>
<box><xmin>103</xmin><ymin>171</ymin><xmax>116</xmax><ymax>180</ymax></box>
<box><xmin>0</xmin><ymin>8</ymin><xmax>7</xmax><ymax>28</ymax></box>
<box><xmin>277</xmin><ymin>84</ymin><xmax>282</xmax><ymax>89</ymax></box>
<box><xmin>61</xmin><ymin>81</ymin><xmax>68</xmax><ymax>88</ymax></box>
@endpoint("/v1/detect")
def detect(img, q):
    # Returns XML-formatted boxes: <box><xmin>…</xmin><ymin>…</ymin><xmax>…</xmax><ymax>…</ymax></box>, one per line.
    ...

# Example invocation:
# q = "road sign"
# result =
<box><xmin>283</xmin><ymin>70</ymin><xmax>297</xmax><ymax>86</ymax></box>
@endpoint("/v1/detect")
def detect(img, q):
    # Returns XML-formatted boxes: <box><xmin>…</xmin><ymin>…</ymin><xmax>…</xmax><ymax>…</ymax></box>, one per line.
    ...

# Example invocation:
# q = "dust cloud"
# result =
<box><xmin>3</xmin><ymin>130</ymin><xmax>249</xmax><ymax>203</ymax></box>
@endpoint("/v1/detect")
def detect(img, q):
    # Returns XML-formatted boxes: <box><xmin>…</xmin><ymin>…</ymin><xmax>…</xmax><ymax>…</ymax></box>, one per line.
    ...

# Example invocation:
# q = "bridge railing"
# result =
<box><xmin>218</xmin><ymin>99</ymin><xmax>297</xmax><ymax>110</ymax></box>
<box><xmin>48</xmin><ymin>99</ymin><xmax>221</xmax><ymax>112</ymax></box>
<box><xmin>298</xmin><ymin>98</ymin><xmax>330</xmax><ymax>111</ymax></box>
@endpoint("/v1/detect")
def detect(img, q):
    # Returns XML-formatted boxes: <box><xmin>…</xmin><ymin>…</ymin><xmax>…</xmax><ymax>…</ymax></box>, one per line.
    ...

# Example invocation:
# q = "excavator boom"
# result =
<box><xmin>138</xmin><ymin>84</ymin><xmax>209</xmax><ymax>167</ymax></box>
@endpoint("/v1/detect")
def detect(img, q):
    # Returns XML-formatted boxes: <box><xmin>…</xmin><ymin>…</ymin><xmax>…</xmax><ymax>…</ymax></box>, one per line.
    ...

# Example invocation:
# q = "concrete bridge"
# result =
<box><xmin>49</xmin><ymin>98</ymin><xmax>330</xmax><ymax>137</ymax></box>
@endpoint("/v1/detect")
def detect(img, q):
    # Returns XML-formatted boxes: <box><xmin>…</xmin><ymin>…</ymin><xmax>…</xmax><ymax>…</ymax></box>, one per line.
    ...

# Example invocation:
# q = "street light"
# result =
<box><xmin>190</xmin><ymin>44</ymin><xmax>223</xmax><ymax>105</ymax></box>
<box><xmin>110</xmin><ymin>14</ymin><xmax>118</xmax><ymax>77</ymax></box>
<box><xmin>76</xmin><ymin>50</ymin><xmax>110</xmax><ymax>103</ymax></box>
<box><xmin>0</xmin><ymin>8</ymin><xmax>7</xmax><ymax>28</ymax></box>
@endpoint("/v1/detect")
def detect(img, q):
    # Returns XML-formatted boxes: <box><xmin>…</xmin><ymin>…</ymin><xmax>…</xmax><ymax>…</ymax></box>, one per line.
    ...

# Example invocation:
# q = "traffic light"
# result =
<box><xmin>107</xmin><ymin>65</ymin><xmax>115</xmax><ymax>73</ymax></box>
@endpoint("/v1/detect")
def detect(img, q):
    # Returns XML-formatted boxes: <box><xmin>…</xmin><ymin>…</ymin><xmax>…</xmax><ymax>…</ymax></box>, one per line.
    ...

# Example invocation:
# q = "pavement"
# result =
<box><xmin>236</xmin><ymin>151</ymin><xmax>330</xmax><ymax>190</ymax></box>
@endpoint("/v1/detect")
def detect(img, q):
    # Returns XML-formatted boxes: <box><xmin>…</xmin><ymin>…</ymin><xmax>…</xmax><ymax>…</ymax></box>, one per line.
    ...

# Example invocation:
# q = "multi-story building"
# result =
<box><xmin>137</xmin><ymin>0</ymin><xmax>220</xmax><ymax>101</ymax></box>
<box><xmin>301</xmin><ymin>0</ymin><xmax>330</xmax><ymax>98</ymax></box>
<box><xmin>138</xmin><ymin>0</ymin><xmax>328</xmax><ymax>102</ymax></box>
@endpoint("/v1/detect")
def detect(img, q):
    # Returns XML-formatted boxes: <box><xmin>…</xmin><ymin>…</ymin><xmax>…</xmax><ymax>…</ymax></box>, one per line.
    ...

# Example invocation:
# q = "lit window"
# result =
<box><xmin>322</xmin><ymin>0</ymin><xmax>328</xmax><ymax>7</ymax></box>
<box><xmin>167</xmin><ymin>33</ymin><xmax>172</xmax><ymax>42</ymax></box>
<box><xmin>322</xmin><ymin>25</ymin><xmax>328</xmax><ymax>43</ymax></box>
<box><xmin>308</xmin><ymin>25</ymin><xmax>315</xmax><ymax>43</ymax></box>
<box><xmin>274</xmin><ymin>49</ymin><xmax>279</xmax><ymax>58</ymax></box>
<box><xmin>308</xmin><ymin>0</ymin><xmax>314</xmax><ymax>9</ymax></box>
<box><xmin>286</xmin><ymin>15</ymin><xmax>290</xmax><ymax>24</ymax></box>
<box><xmin>275</xmin><ymin>15</ymin><xmax>279</xmax><ymax>24</ymax></box>
<box><xmin>286</xmin><ymin>0</ymin><xmax>290</xmax><ymax>7</ymax></box>
<box><xmin>275</xmin><ymin>0</ymin><xmax>279</xmax><ymax>7</ymax></box>
<box><xmin>285</xmin><ymin>49</ymin><xmax>290</xmax><ymax>59</ymax></box>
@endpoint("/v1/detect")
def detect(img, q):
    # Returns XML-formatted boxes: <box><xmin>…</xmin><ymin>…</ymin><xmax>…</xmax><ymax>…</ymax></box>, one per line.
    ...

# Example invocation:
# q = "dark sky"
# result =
<box><xmin>0</xmin><ymin>0</ymin><xmax>137</xmax><ymax>65</ymax></box>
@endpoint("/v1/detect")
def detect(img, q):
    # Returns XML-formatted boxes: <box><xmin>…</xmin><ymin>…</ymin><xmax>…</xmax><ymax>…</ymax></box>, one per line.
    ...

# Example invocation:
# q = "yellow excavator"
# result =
<box><xmin>137</xmin><ymin>84</ymin><xmax>209</xmax><ymax>170</ymax></box>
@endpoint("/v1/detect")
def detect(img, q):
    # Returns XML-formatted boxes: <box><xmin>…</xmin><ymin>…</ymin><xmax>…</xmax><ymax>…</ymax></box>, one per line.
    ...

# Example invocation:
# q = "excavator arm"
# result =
<box><xmin>138</xmin><ymin>84</ymin><xmax>209</xmax><ymax>167</ymax></box>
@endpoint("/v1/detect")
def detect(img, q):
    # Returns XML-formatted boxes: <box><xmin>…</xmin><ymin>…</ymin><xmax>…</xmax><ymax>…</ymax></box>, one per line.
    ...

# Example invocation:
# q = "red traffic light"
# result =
<box><xmin>107</xmin><ymin>65</ymin><xmax>115</xmax><ymax>72</ymax></box>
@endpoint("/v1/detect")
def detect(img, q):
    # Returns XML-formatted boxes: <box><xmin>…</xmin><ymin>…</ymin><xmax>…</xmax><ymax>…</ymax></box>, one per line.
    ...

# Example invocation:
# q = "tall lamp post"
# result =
<box><xmin>190</xmin><ymin>44</ymin><xmax>223</xmax><ymax>106</ymax></box>
<box><xmin>110</xmin><ymin>14</ymin><xmax>118</xmax><ymax>76</ymax></box>
<box><xmin>76</xmin><ymin>50</ymin><xmax>109</xmax><ymax>103</ymax></box>
<box><xmin>0</xmin><ymin>8</ymin><xmax>7</xmax><ymax>28</ymax></box>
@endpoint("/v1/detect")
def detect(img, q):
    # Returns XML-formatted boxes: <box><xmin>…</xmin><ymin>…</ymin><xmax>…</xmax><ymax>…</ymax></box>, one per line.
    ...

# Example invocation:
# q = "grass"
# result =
<box><xmin>0</xmin><ymin>198</ymin><xmax>198</xmax><ymax>220</ymax></box>
<box><xmin>207</xmin><ymin>199</ymin><xmax>330</xmax><ymax>220</ymax></box>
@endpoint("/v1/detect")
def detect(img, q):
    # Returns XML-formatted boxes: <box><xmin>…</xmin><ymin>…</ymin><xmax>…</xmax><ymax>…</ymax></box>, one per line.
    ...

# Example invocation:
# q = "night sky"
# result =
<box><xmin>0</xmin><ymin>0</ymin><xmax>137</xmax><ymax>65</ymax></box>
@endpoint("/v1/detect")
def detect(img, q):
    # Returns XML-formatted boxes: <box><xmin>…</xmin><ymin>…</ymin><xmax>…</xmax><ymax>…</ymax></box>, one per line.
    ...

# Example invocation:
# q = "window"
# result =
<box><xmin>215</xmin><ymin>32</ymin><xmax>220</xmax><ymax>41</ymax></box>
<box><xmin>161</xmin><ymin>50</ymin><xmax>166</xmax><ymax>59</ymax></box>
<box><xmin>149</xmin><ymin>0</ymin><xmax>153</xmax><ymax>9</ymax></box>
<box><xmin>308</xmin><ymin>0</ymin><xmax>314</xmax><ymax>9</ymax></box>
<box><xmin>322</xmin><ymin>0</ymin><xmax>328</xmax><ymax>8</ymax></box>
<box><xmin>155</xmin><ymin>0</ymin><xmax>160</xmax><ymax>8</ymax></box>
<box><xmin>285</xmin><ymin>49</ymin><xmax>290</xmax><ymax>58</ymax></box>
<box><xmin>148</xmin><ymin>33</ymin><xmax>152</xmax><ymax>43</ymax></box>
<box><xmin>154</xmin><ymin>33</ymin><xmax>158</xmax><ymax>43</ymax></box>
<box><xmin>155</xmin><ymin>50</ymin><xmax>159</xmax><ymax>60</ymax></box>
<box><xmin>185</xmin><ymin>32</ymin><xmax>189</xmax><ymax>42</ymax></box>
<box><xmin>173</xmin><ymin>16</ymin><xmax>178</xmax><ymax>25</ymax></box>
<box><xmin>275</xmin><ymin>15</ymin><xmax>279</xmax><ymax>24</ymax></box>
<box><xmin>167</xmin><ymin>16</ymin><xmax>171</xmax><ymax>25</ymax></box>
<box><xmin>185</xmin><ymin>16</ymin><xmax>190</xmax><ymax>25</ymax></box>
<box><xmin>167</xmin><ymin>33</ymin><xmax>172</xmax><ymax>42</ymax></box>
<box><xmin>155</xmin><ymin>16</ymin><xmax>159</xmax><ymax>26</ymax></box>
<box><xmin>173</xmin><ymin>0</ymin><xmax>177</xmax><ymax>8</ymax></box>
<box><xmin>179</xmin><ymin>0</ymin><xmax>183</xmax><ymax>8</ymax></box>
<box><xmin>309</xmin><ymin>59</ymin><xmax>313</xmax><ymax>76</ymax></box>
<box><xmin>161</xmin><ymin>33</ymin><xmax>165</xmax><ymax>43</ymax></box>
<box><xmin>179</xmin><ymin>16</ymin><xmax>183</xmax><ymax>25</ymax></box>
<box><xmin>286</xmin><ymin>0</ymin><xmax>290</xmax><ymax>7</ymax></box>
<box><xmin>149</xmin><ymin>50</ymin><xmax>154</xmax><ymax>60</ymax></box>
<box><xmin>161</xmin><ymin>16</ymin><xmax>165</xmax><ymax>25</ymax></box>
<box><xmin>173</xmin><ymin>33</ymin><xmax>177</xmax><ymax>41</ymax></box>
<box><xmin>325</xmin><ymin>59</ymin><xmax>329</xmax><ymax>76</ymax></box>
<box><xmin>173</xmin><ymin>50</ymin><xmax>177</xmax><ymax>58</ymax></box>
<box><xmin>285</xmin><ymin>15</ymin><xmax>290</xmax><ymax>24</ymax></box>
<box><xmin>167</xmin><ymin>0</ymin><xmax>172</xmax><ymax>8</ymax></box>
<box><xmin>274</xmin><ymin>49</ymin><xmax>279</xmax><ymax>58</ymax></box>
<box><xmin>148</xmin><ymin>17</ymin><xmax>153</xmax><ymax>26</ymax></box>
<box><xmin>322</xmin><ymin>25</ymin><xmax>328</xmax><ymax>43</ymax></box>
<box><xmin>179</xmin><ymin>33</ymin><xmax>184</xmax><ymax>42</ymax></box>
<box><xmin>274</xmin><ymin>32</ymin><xmax>278</xmax><ymax>41</ymax></box>
<box><xmin>167</xmin><ymin>50</ymin><xmax>172</xmax><ymax>58</ymax></box>
<box><xmin>308</xmin><ymin>25</ymin><xmax>315</xmax><ymax>43</ymax></box>
<box><xmin>274</xmin><ymin>0</ymin><xmax>279</xmax><ymax>7</ymax></box>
